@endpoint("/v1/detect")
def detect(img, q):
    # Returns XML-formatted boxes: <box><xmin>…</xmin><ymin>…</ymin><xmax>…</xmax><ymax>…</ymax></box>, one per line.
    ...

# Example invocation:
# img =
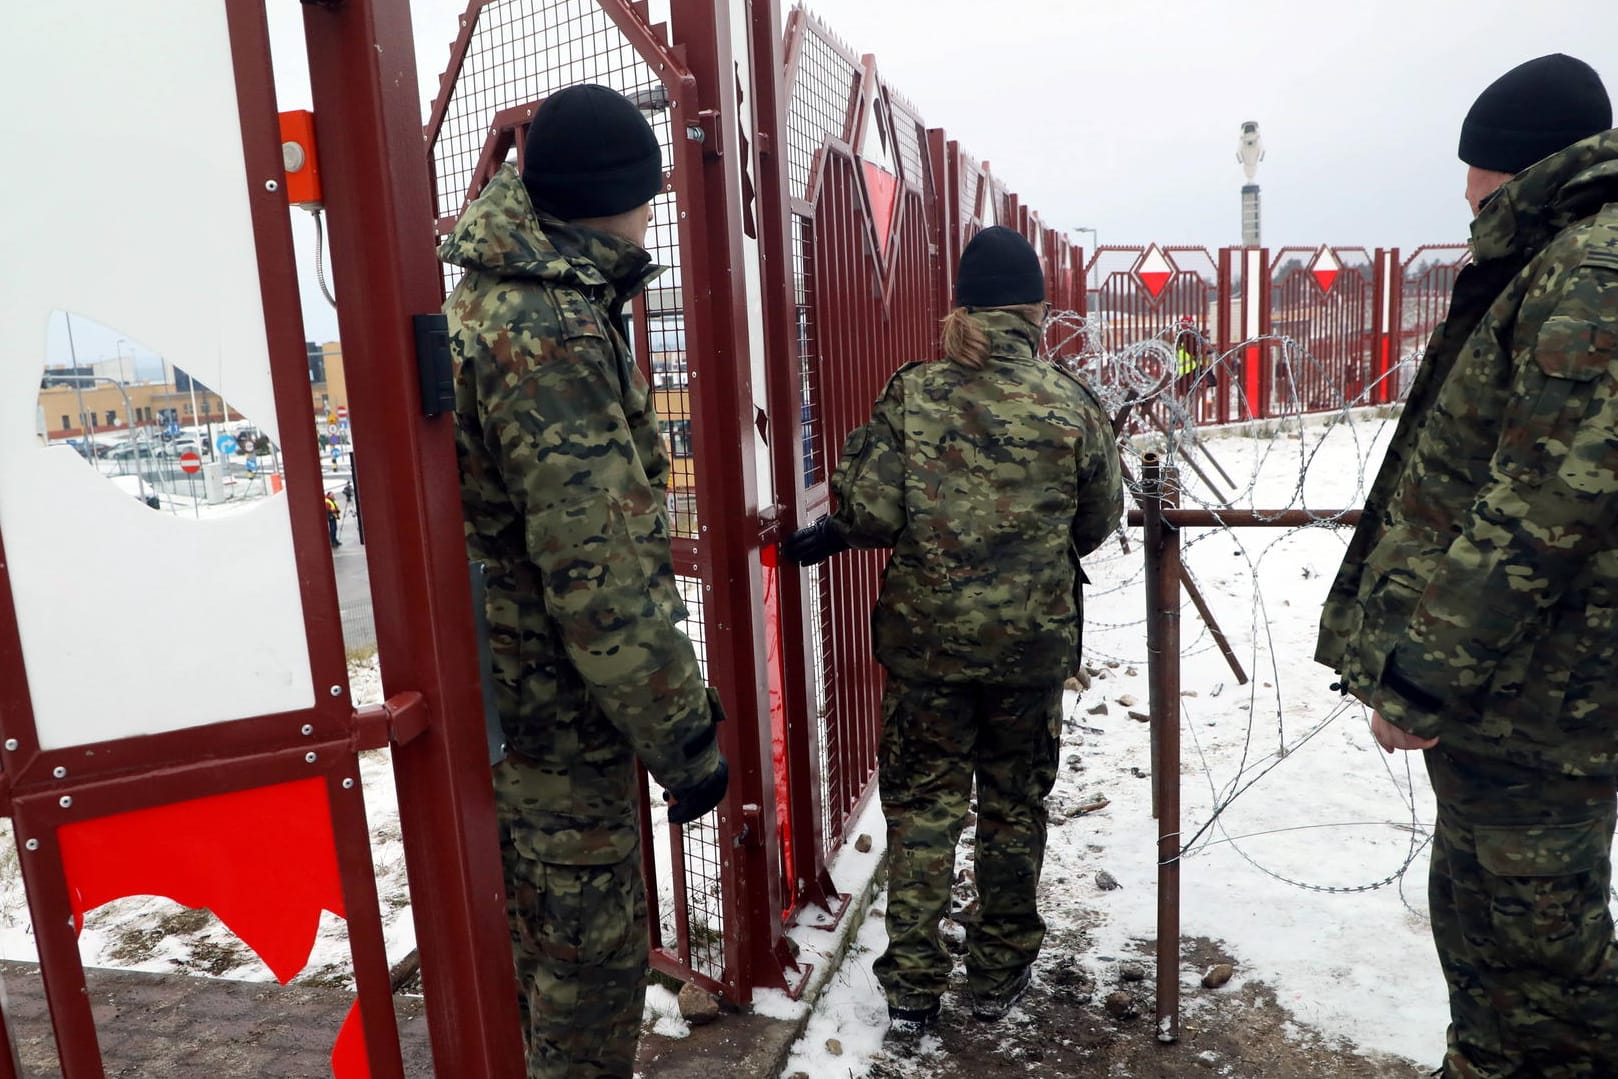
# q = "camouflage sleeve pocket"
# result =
<box><xmin>1530</xmin><ymin>317</ymin><xmax>1605</xmax><ymax>381</ymax></box>
<box><xmin>1497</xmin><ymin>317</ymin><xmax>1606</xmax><ymax>481</ymax></box>
<box><xmin>1474</xmin><ymin>815</ymin><xmax>1614</xmax><ymax>980</ymax></box>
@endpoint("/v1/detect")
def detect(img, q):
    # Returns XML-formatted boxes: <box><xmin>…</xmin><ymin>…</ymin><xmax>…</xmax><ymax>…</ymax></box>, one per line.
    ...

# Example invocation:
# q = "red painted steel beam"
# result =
<box><xmin>668</xmin><ymin>0</ymin><xmax>792</xmax><ymax>1000</ymax></box>
<box><xmin>754</xmin><ymin>0</ymin><xmax>841</xmax><ymax>915</ymax></box>
<box><xmin>299</xmin><ymin>2</ymin><xmax>524</xmax><ymax>1074</ymax></box>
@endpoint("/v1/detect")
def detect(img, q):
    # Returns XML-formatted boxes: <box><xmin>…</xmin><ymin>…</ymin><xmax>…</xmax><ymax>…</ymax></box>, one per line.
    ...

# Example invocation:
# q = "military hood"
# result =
<box><xmin>966</xmin><ymin>308</ymin><xmax>1043</xmax><ymax>362</ymax></box>
<box><xmin>1472</xmin><ymin>128</ymin><xmax>1618</xmax><ymax>262</ymax></box>
<box><xmin>438</xmin><ymin>164</ymin><xmax>661</xmax><ymax>300</ymax></box>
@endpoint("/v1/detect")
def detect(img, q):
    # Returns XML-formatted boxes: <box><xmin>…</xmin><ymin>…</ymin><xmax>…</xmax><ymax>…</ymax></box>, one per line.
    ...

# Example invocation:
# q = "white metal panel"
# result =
<box><xmin>0</xmin><ymin>3</ymin><xmax>314</xmax><ymax>749</ymax></box>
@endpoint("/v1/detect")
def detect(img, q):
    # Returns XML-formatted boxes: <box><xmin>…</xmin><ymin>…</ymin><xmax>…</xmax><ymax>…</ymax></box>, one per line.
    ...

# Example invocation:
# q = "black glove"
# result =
<box><xmin>666</xmin><ymin>756</ymin><xmax>729</xmax><ymax>825</ymax></box>
<box><xmin>782</xmin><ymin>516</ymin><xmax>850</xmax><ymax>566</ymax></box>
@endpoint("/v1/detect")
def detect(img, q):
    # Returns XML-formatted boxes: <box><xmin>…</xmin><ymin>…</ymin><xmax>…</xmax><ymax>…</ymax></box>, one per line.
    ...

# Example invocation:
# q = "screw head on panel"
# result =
<box><xmin>58</xmin><ymin>796</ymin><xmax>72</xmax><ymax>809</ymax></box>
<box><xmin>52</xmin><ymin>766</ymin><xmax>66</xmax><ymax>779</ymax></box>
<box><xmin>302</xmin><ymin>724</ymin><xmax>314</xmax><ymax>736</ymax></box>
<box><xmin>329</xmin><ymin>685</ymin><xmax>343</xmax><ymax>697</ymax></box>
<box><xmin>3</xmin><ymin>740</ymin><xmax>17</xmax><ymax>752</ymax></box>
<box><xmin>265</xmin><ymin>179</ymin><xmax>280</xmax><ymax>192</ymax></box>
<box><xmin>24</xmin><ymin>839</ymin><xmax>38</xmax><ymax>851</ymax></box>
<box><xmin>342</xmin><ymin>778</ymin><xmax>355</xmax><ymax>790</ymax></box>
<box><xmin>305</xmin><ymin>752</ymin><xmax>318</xmax><ymax>764</ymax></box>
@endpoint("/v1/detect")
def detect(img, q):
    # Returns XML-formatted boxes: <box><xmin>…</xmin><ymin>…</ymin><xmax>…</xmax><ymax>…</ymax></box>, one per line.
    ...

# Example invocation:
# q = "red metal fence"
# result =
<box><xmin>0</xmin><ymin>0</ymin><xmax>1470</xmax><ymax>1072</ymax></box>
<box><xmin>1082</xmin><ymin>243</ymin><xmax>1465</xmax><ymax>426</ymax></box>
<box><xmin>426</xmin><ymin>0</ymin><xmax>1468</xmax><ymax>1009</ymax></box>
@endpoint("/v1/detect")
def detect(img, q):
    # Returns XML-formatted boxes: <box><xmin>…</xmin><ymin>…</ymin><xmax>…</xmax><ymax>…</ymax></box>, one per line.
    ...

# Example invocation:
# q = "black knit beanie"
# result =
<box><xmin>955</xmin><ymin>226</ymin><xmax>1045</xmax><ymax>307</ymax></box>
<box><xmin>1458</xmin><ymin>54</ymin><xmax>1611</xmax><ymax>174</ymax></box>
<box><xmin>521</xmin><ymin>84</ymin><xmax>663</xmax><ymax>220</ymax></box>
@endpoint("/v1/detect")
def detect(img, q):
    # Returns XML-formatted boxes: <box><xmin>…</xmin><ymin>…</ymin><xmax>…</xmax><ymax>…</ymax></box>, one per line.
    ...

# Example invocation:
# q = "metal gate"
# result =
<box><xmin>1</xmin><ymin>1</ymin><xmax>526</xmax><ymax>1074</ymax></box>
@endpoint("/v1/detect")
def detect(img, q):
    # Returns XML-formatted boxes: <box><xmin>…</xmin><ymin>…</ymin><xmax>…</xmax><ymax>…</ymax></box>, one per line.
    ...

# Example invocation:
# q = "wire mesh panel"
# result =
<box><xmin>889</xmin><ymin>90</ymin><xmax>927</xmax><ymax>193</ymax></box>
<box><xmin>784</xmin><ymin>12</ymin><xmax>860</xmax><ymax>204</ymax></box>
<box><xmin>793</xmin><ymin>214</ymin><xmax>825</xmax><ymax>488</ymax></box>
<box><xmin>959</xmin><ymin>155</ymin><xmax>982</xmax><ymax>234</ymax></box>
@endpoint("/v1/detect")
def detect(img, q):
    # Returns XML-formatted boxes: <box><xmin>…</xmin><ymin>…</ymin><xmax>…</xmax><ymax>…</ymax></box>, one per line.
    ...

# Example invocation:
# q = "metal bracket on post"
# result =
<box><xmin>692</xmin><ymin>109</ymin><xmax>724</xmax><ymax>159</ymax></box>
<box><xmin>413</xmin><ymin>313</ymin><xmax>455</xmax><ymax>417</ymax></box>
<box><xmin>350</xmin><ymin>691</ymin><xmax>431</xmax><ymax>750</ymax></box>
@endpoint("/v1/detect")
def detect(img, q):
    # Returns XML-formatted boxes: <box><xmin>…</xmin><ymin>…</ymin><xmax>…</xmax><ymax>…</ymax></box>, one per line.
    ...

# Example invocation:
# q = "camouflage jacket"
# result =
<box><xmin>442</xmin><ymin>165</ymin><xmax>720</xmax><ymax>862</ymax></box>
<box><xmin>831</xmin><ymin>310</ymin><xmax>1124</xmax><ymax>685</ymax></box>
<box><xmin>1317</xmin><ymin>131</ymin><xmax>1618</xmax><ymax>776</ymax></box>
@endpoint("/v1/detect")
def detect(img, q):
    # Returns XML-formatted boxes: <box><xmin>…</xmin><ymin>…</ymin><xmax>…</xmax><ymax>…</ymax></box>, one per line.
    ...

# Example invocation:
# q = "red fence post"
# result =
<box><xmin>1236</xmin><ymin>247</ymin><xmax>1271</xmax><ymax>420</ymax></box>
<box><xmin>669</xmin><ymin>0</ymin><xmax>794</xmax><ymax>1000</ymax></box>
<box><xmin>752</xmin><ymin>0</ymin><xmax>843</xmax><ymax>919</ymax></box>
<box><xmin>300</xmin><ymin>2</ymin><xmax>524</xmax><ymax>1073</ymax></box>
<box><xmin>1378</xmin><ymin>247</ymin><xmax>1402</xmax><ymax>404</ymax></box>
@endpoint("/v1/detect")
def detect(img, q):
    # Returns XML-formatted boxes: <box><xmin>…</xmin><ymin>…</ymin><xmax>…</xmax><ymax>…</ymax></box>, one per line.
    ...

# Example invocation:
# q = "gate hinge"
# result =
<box><xmin>690</xmin><ymin>110</ymin><xmax>724</xmax><ymax>160</ymax></box>
<box><xmin>351</xmin><ymin>691</ymin><xmax>431</xmax><ymax>750</ymax></box>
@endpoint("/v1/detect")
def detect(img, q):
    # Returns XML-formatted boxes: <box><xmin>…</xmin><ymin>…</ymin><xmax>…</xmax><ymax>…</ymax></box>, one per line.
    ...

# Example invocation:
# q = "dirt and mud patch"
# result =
<box><xmin>862</xmin><ymin>936</ymin><xmax>1431</xmax><ymax>1079</ymax></box>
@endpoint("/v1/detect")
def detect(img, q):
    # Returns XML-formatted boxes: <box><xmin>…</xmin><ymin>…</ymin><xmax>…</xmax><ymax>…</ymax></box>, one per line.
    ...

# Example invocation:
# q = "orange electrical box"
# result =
<box><xmin>277</xmin><ymin>110</ymin><xmax>322</xmax><ymax>206</ymax></box>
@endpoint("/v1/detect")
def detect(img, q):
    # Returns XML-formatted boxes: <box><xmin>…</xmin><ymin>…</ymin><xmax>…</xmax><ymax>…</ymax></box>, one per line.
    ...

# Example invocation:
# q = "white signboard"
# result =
<box><xmin>0</xmin><ymin>4</ymin><xmax>315</xmax><ymax>749</ymax></box>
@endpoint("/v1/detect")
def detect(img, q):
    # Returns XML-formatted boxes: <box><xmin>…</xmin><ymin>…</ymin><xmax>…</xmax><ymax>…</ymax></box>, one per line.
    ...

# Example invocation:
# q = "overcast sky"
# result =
<box><xmin>74</xmin><ymin>0</ymin><xmax>1615</xmax><ymax>363</ymax></box>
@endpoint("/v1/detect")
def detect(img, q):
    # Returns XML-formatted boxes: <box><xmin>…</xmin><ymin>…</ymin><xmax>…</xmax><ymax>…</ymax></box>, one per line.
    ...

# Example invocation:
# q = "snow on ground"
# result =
<box><xmin>780</xmin><ymin>410</ymin><xmax>1467</xmax><ymax>1077</ymax></box>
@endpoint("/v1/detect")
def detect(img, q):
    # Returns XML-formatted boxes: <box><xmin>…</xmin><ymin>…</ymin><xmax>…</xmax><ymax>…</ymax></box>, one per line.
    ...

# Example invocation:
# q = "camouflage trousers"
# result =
<box><xmin>495</xmin><ymin>758</ymin><xmax>649</xmax><ymax>1079</ymax></box>
<box><xmin>872</xmin><ymin>673</ymin><xmax>1062</xmax><ymax>1010</ymax></box>
<box><xmin>1425</xmin><ymin>747</ymin><xmax>1618</xmax><ymax>1078</ymax></box>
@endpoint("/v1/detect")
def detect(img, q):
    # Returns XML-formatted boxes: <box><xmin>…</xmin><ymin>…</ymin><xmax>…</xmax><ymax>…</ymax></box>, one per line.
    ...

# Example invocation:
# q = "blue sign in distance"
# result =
<box><xmin>164</xmin><ymin>422</ymin><xmax>181</xmax><ymax>438</ymax></box>
<box><xmin>328</xmin><ymin>434</ymin><xmax>340</xmax><ymax>447</ymax></box>
<box><xmin>330</xmin><ymin>446</ymin><xmax>342</xmax><ymax>461</ymax></box>
<box><xmin>244</xmin><ymin>458</ymin><xmax>258</xmax><ymax>474</ymax></box>
<box><xmin>339</xmin><ymin>419</ymin><xmax>349</xmax><ymax>430</ymax></box>
<box><xmin>216</xmin><ymin>434</ymin><xmax>239</xmax><ymax>455</ymax></box>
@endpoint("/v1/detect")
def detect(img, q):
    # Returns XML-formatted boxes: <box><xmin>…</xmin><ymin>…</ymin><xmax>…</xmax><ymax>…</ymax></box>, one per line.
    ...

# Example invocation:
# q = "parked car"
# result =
<box><xmin>168</xmin><ymin>438</ymin><xmax>207</xmax><ymax>458</ymax></box>
<box><xmin>107</xmin><ymin>442</ymin><xmax>162</xmax><ymax>461</ymax></box>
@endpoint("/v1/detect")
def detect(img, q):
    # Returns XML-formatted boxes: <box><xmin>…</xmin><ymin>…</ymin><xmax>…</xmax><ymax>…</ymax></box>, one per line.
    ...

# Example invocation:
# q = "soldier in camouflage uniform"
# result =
<box><xmin>441</xmin><ymin>84</ymin><xmax>729</xmax><ymax>1079</ymax></box>
<box><xmin>784</xmin><ymin>226</ymin><xmax>1123</xmax><ymax>1032</ymax></box>
<box><xmin>1315</xmin><ymin>55</ymin><xmax>1618</xmax><ymax>1078</ymax></box>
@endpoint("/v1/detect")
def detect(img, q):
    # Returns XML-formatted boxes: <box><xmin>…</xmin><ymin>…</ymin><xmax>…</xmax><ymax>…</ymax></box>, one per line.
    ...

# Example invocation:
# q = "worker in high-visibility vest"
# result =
<box><xmin>1173</xmin><ymin>315</ymin><xmax>1202</xmax><ymax>395</ymax></box>
<box><xmin>324</xmin><ymin>493</ymin><xmax>341</xmax><ymax>548</ymax></box>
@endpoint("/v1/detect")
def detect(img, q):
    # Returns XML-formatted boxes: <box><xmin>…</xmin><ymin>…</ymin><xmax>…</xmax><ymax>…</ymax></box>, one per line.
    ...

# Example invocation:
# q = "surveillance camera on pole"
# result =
<box><xmin>1237</xmin><ymin>121</ymin><xmax>1264</xmax><ymax>246</ymax></box>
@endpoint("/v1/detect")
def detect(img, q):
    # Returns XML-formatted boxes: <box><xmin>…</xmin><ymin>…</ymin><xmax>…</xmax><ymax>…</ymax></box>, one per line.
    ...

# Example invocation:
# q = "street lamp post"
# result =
<box><xmin>55</xmin><ymin>374</ymin><xmax>152</xmax><ymax>508</ymax></box>
<box><xmin>115</xmin><ymin>339</ymin><xmax>135</xmax><ymax>434</ymax></box>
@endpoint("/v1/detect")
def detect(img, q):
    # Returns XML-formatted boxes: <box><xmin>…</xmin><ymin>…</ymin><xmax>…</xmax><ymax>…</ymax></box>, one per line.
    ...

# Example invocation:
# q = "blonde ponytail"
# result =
<box><xmin>941</xmin><ymin>307</ymin><xmax>989</xmax><ymax>369</ymax></box>
<box><xmin>941</xmin><ymin>304</ymin><xmax>1047</xmax><ymax>369</ymax></box>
